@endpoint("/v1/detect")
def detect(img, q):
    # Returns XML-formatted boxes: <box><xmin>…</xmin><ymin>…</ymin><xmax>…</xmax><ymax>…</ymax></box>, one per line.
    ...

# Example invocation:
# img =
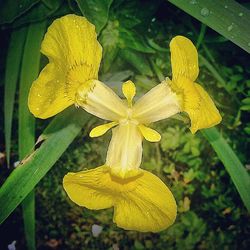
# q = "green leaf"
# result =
<box><xmin>202</xmin><ymin>127</ymin><xmax>250</xmax><ymax>212</ymax></box>
<box><xmin>119</xmin><ymin>48</ymin><xmax>153</xmax><ymax>76</ymax></box>
<box><xmin>22</xmin><ymin>190</ymin><xmax>35</xmax><ymax>250</ymax></box>
<box><xmin>119</xmin><ymin>27</ymin><xmax>155</xmax><ymax>53</ymax></box>
<box><xmin>76</xmin><ymin>0</ymin><xmax>113</xmax><ymax>34</ymax></box>
<box><xmin>18</xmin><ymin>21</ymin><xmax>47</xmax><ymax>250</ymax></box>
<box><xmin>19</xmin><ymin>21</ymin><xmax>46</xmax><ymax>160</ymax></box>
<box><xmin>99</xmin><ymin>21</ymin><xmax>120</xmax><ymax>73</ymax></box>
<box><xmin>4</xmin><ymin>27</ymin><xmax>27</xmax><ymax>166</ymax></box>
<box><xmin>168</xmin><ymin>0</ymin><xmax>250</xmax><ymax>53</ymax></box>
<box><xmin>0</xmin><ymin>0</ymin><xmax>39</xmax><ymax>24</ymax></box>
<box><xmin>0</xmin><ymin>108</ymin><xmax>90</xmax><ymax>225</ymax></box>
<box><xmin>12</xmin><ymin>0</ymin><xmax>63</xmax><ymax>28</ymax></box>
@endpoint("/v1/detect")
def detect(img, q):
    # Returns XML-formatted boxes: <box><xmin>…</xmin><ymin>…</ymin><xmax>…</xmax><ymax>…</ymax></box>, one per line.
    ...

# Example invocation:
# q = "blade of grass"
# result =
<box><xmin>168</xmin><ymin>0</ymin><xmax>250</xmax><ymax>53</ymax></box>
<box><xmin>202</xmin><ymin>128</ymin><xmax>250</xmax><ymax>211</ymax></box>
<box><xmin>18</xmin><ymin>21</ymin><xmax>46</xmax><ymax>250</ymax></box>
<box><xmin>0</xmin><ymin>108</ymin><xmax>90</xmax><ymax>224</ymax></box>
<box><xmin>4</xmin><ymin>27</ymin><xmax>27</xmax><ymax>166</ymax></box>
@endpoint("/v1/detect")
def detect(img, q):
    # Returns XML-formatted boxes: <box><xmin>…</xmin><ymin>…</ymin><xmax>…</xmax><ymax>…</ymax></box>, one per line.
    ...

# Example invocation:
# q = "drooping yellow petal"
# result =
<box><xmin>28</xmin><ymin>63</ymin><xmax>73</xmax><ymax>119</ymax></box>
<box><xmin>113</xmin><ymin>169</ymin><xmax>177</xmax><ymax>232</ymax></box>
<box><xmin>138</xmin><ymin>124</ymin><xmax>161</xmax><ymax>142</ymax></box>
<box><xmin>172</xmin><ymin>77</ymin><xmax>222</xmax><ymax>133</ymax></box>
<box><xmin>28</xmin><ymin>14</ymin><xmax>102</xmax><ymax>118</ymax></box>
<box><xmin>89</xmin><ymin>121</ymin><xmax>118</xmax><ymax>137</ymax></box>
<box><xmin>189</xmin><ymin>83</ymin><xmax>222</xmax><ymax>133</ymax></box>
<box><xmin>63</xmin><ymin>166</ymin><xmax>177</xmax><ymax>232</ymax></box>
<box><xmin>122</xmin><ymin>80</ymin><xmax>136</xmax><ymax>107</ymax></box>
<box><xmin>63</xmin><ymin>166</ymin><xmax>113</xmax><ymax>209</ymax></box>
<box><xmin>170</xmin><ymin>35</ymin><xmax>199</xmax><ymax>82</ymax></box>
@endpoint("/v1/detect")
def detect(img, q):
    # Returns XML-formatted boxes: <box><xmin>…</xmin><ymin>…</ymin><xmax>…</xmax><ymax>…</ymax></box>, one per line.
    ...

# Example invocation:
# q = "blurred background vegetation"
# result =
<box><xmin>0</xmin><ymin>0</ymin><xmax>250</xmax><ymax>249</ymax></box>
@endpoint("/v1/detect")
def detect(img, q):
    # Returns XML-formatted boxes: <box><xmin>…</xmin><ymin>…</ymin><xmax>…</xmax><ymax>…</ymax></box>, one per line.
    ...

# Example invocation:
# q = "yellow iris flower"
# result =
<box><xmin>28</xmin><ymin>14</ymin><xmax>222</xmax><ymax>232</ymax></box>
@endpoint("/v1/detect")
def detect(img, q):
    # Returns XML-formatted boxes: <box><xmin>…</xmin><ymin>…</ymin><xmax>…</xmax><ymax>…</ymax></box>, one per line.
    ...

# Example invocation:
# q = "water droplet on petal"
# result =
<box><xmin>200</xmin><ymin>8</ymin><xmax>210</xmax><ymax>17</ymax></box>
<box><xmin>238</xmin><ymin>12</ymin><xmax>243</xmax><ymax>17</ymax></box>
<box><xmin>224</xmin><ymin>5</ymin><xmax>228</xmax><ymax>8</ymax></box>
<box><xmin>247</xmin><ymin>42</ymin><xmax>250</xmax><ymax>47</ymax></box>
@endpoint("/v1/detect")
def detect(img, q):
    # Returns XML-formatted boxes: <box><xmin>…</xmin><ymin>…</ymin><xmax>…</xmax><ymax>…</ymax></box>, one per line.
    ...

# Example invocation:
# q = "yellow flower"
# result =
<box><xmin>28</xmin><ymin>15</ymin><xmax>222</xmax><ymax>232</ymax></box>
<box><xmin>28</xmin><ymin>14</ymin><xmax>102</xmax><ymax>118</ymax></box>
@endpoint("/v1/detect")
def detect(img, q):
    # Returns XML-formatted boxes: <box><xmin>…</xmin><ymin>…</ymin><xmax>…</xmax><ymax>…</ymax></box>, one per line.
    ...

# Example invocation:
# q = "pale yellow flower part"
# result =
<box><xmin>75</xmin><ymin>79</ymin><xmax>180</xmax><ymax>178</ymax></box>
<box><xmin>63</xmin><ymin>165</ymin><xmax>177</xmax><ymax>232</ymax></box>
<box><xmin>169</xmin><ymin>35</ymin><xmax>222</xmax><ymax>133</ymax></box>
<box><xmin>28</xmin><ymin>14</ymin><xmax>102</xmax><ymax>119</ymax></box>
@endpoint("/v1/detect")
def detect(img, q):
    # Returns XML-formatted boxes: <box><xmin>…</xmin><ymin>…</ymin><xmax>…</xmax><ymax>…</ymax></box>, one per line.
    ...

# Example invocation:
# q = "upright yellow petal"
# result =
<box><xmin>170</xmin><ymin>36</ymin><xmax>199</xmax><ymax>82</ymax></box>
<box><xmin>28</xmin><ymin>14</ymin><xmax>102</xmax><ymax>118</ymax></box>
<box><xmin>122</xmin><ymin>80</ymin><xmax>136</xmax><ymax>107</ymax></box>
<box><xmin>63</xmin><ymin>166</ymin><xmax>177</xmax><ymax>232</ymax></box>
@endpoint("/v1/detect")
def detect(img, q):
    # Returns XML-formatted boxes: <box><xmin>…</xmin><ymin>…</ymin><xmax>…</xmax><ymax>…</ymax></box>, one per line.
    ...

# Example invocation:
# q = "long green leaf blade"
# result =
<box><xmin>4</xmin><ymin>27</ymin><xmax>27</xmax><ymax>166</ymax></box>
<box><xmin>21</xmin><ymin>190</ymin><xmax>35</xmax><ymax>250</ymax></box>
<box><xmin>18</xmin><ymin>21</ymin><xmax>46</xmax><ymax>250</ymax></box>
<box><xmin>202</xmin><ymin>128</ymin><xmax>250</xmax><ymax>211</ymax></box>
<box><xmin>168</xmin><ymin>0</ymin><xmax>250</xmax><ymax>53</ymax></box>
<box><xmin>0</xmin><ymin>108</ymin><xmax>90</xmax><ymax>224</ymax></box>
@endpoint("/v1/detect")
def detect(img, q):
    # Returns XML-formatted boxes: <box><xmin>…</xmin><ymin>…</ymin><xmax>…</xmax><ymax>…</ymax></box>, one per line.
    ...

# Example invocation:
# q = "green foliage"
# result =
<box><xmin>0</xmin><ymin>0</ymin><xmax>64</xmax><ymax>27</ymax></box>
<box><xmin>0</xmin><ymin>0</ymin><xmax>250</xmax><ymax>249</ymax></box>
<box><xmin>76</xmin><ymin>0</ymin><xmax>113</xmax><ymax>33</ymax></box>
<box><xmin>4</xmin><ymin>27</ymin><xmax>27</xmax><ymax>165</ymax></box>
<box><xmin>0</xmin><ymin>109</ymin><xmax>90</xmax><ymax>224</ymax></box>
<box><xmin>18</xmin><ymin>20</ymin><xmax>47</xmax><ymax>250</ymax></box>
<box><xmin>168</xmin><ymin>0</ymin><xmax>250</xmax><ymax>53</ymax></box>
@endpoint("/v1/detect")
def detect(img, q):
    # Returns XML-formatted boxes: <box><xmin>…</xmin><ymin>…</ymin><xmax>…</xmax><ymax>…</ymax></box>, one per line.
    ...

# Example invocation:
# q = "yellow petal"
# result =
<box><xmin>106</xmin><ymin>123</ymin><xmax>143</xmax><ymax>178</ymax></box>
<box><xmin>28</xmin><ymin>63</ymin><xmax>73</xmax><ymax>119</ymax></box>
<box><xmin>132</xmin><ymin>80</ymin><xmax>180</xmax><ymax>124</ymax></box>
<box><xmin>122</xmin><ymin>80</ymin><xmax>136</xmax><ymax>107</ymax></box>
<box><xmin>138</xmin><ymin>124</ymin><xmax>161</xmax><ymax>142</ymax></box>
<box><xmin>173</xmin><ymin>77</ymin><xmax>222</xmax><ymax>133</ymax></box>
<box><xmin>63</xmin><ymin>166</ymin><xmax>177</xmax><ymax>232</ymax></box>
<box><xmin>76</xmin><ymin>79</ymin><xmax>127</xmax><ymax>121</ymax></box>
<box><xmin>170</xmin><ymin>35</ymin><xmax>199</xmax><ymax>82</ymax></box>
<box><xmin>89</xmin><ymin>121</ymin><xmax>118</xmax><ymax>137</ymax></box>
<box><xmin>189</xmin><ymin>83</ymin><xmax>222</xmax><ymax>133</ymax></box>
<box><xmin>28</xmin><ymin>14</ymin><xmax>102</xmax><ymax>118</ymax></box>
<box><xmin>114</xmin><ymin>169</ymin><xmax>176</xmax><ymax>232</ymax></box>
<box><xmin>63</xmin><ymin>166</ymin><xmax>113</xmax><ymax>209</ymax></box>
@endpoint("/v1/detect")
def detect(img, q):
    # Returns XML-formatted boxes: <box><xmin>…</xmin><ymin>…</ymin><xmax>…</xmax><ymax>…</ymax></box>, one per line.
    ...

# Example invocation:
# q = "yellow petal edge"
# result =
<box><xmin>63</xmin><ymin>165</ymin><xmax>177</xmax><ymax>232</ymax></box>
<box><xmin>28</xmin><ymin>14</ymin><xmax>102</xmax><ymax>119</ymax></box>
